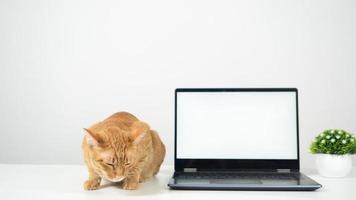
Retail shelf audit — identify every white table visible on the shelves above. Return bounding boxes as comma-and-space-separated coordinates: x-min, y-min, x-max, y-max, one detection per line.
0, 164, 355, 200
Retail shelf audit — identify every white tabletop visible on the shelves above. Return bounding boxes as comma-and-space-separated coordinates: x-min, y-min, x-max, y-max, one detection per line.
0, 164, 355, 200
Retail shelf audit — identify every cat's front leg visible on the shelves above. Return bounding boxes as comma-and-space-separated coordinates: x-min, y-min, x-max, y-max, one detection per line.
123, 173, 140, 190
84, 169, 102, 190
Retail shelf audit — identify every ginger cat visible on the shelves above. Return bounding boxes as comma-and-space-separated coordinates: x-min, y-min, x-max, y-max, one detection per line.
82, 112, 166, 190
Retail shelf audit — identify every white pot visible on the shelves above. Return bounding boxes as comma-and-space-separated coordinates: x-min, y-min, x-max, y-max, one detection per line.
315, 154, 352, 178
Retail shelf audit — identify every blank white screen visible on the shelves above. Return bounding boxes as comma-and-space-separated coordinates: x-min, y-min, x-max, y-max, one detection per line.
177, 91, 298, 159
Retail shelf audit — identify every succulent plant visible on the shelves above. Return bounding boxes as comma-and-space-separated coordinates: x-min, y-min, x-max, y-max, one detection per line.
310, 129, 356, 155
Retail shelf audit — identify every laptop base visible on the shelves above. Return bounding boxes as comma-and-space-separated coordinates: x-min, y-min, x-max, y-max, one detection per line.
168, 171, 321, 191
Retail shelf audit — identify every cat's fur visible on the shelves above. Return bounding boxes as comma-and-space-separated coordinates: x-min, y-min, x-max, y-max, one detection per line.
82, 112, 165, 190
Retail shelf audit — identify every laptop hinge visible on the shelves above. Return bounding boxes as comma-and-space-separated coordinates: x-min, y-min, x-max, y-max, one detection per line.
277, 169, 291, 173
184, 168, 197, 172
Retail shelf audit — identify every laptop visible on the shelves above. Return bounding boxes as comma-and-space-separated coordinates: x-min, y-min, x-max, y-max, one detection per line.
168, 88, 321, 191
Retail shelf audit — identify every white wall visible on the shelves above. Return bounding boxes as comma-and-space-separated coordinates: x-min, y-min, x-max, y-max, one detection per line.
0, 0, 355, 168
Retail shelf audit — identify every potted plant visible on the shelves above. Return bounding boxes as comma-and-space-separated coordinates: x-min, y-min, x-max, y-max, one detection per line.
310, 129, 356, 177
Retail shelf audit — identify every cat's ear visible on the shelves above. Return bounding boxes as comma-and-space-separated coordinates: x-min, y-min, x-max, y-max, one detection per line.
83, 128, 102, 147
130, 121, 150, 145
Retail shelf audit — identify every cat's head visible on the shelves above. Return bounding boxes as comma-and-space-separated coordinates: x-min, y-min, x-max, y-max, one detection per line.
83, 121, 149, 182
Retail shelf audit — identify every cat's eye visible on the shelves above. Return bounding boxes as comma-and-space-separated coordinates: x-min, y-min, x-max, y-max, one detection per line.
96, 160, 114, 167
105, 163, 114, 166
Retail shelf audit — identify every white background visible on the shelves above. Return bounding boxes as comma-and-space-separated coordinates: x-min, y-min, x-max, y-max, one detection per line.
0, 0, 355, 167
177, 92, 298, 159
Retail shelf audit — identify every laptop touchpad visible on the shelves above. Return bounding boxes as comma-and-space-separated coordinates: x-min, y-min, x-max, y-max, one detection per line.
210, 179, 261, 184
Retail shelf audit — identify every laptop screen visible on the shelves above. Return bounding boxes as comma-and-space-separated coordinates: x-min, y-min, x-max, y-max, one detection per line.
176, 90, 298, 160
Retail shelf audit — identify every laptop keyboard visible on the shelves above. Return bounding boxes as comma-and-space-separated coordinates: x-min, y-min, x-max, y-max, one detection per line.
176, 172, 300, 180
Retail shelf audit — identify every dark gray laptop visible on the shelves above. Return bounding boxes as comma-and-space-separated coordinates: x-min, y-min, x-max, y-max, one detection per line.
168, 88, 321, 191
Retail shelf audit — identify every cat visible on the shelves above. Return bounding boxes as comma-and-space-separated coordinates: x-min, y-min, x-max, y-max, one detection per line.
82, 112, 166, 190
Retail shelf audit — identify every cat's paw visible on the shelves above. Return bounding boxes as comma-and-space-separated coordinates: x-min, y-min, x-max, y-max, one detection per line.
139, 176, 150, 183
84, 179, 101, 190
122, 180, 139, 190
